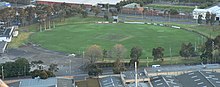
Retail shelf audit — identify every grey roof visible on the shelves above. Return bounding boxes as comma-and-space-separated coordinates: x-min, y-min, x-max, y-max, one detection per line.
199, 71, 220, 87
151, 71, 220, 87
163, 75, 183, 87
8, 81, 20, 87
150, 75, 169, 87
0, 27, 13, 37
122, 70, 147, 80
127, 82, 150, 87
100, 76, 124, 87
176, 71, 214, 87
19, 78, 57, 87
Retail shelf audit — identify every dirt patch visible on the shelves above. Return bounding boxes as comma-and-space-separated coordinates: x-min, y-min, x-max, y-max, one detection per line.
1, 44, 86, 76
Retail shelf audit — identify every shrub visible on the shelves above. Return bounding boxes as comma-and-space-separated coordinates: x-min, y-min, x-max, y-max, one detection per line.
169, 9, 179, 15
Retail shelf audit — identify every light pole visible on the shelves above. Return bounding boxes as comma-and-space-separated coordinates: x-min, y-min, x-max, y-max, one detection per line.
68, 54, 75, 75
1, 66, 4, 80
135, 62, 138, 87
146, 57, 149, 67
69, 59, 71, 75
82, 51, 84, 65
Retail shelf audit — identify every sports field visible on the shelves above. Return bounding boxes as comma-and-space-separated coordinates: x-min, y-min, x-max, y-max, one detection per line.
30, 17, 202, 58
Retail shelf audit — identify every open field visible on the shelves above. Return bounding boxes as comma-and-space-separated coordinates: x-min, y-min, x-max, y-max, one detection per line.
163, 23, 220, 39
30, 17, 201, 58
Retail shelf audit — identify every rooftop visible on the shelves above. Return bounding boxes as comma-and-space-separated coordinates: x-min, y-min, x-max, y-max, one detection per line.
151, 71, 220, 87
121, 70, 148, 80
36, 0, 123, 5
8, 77, 75, 87
100, 76, 124, 87
19, 78, 57, 87
0, 26, 14, 37
127, 82, 150, 87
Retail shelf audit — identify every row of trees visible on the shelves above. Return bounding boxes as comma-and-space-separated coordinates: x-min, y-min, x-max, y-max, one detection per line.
198, 12, 217, 25
0, 58, 30, 78
0, 3, 88, 30
84, 44, 166, 75
30, 60, 58, 79
0, 58, 58, 79
200, 35, 220, 64
179, 35, 220, 64
85, 44, 167, 64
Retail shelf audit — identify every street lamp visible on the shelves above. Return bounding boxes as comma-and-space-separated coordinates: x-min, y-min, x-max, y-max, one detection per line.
68, 54, 75, 75
16, 11, 19, 26
1, 66, 4, 80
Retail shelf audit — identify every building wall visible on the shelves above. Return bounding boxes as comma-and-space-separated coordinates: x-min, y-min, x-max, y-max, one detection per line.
0, 37, 12, 42
121, 7, 144, 15
36, 1, 92, 9
57, 78, 75, 87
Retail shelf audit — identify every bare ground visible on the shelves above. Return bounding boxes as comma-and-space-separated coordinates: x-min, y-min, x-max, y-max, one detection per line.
0, 44, 86, 76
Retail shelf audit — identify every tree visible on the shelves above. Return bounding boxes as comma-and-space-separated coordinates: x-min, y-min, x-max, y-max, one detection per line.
210, 13, 216, 25
205, 11, 211, 24
15, 58, 30, 76
45, 70, 55, 77
104, 11, 111, 21
198, 15, 203, 24
130, 46, 143, 59
81, 10, 88, 18
103, 49, 108, 61
31, 60, 44, 70
214, 35, 220, 48
200, 38, 214, 63
87, 64, 102, 76
39, 70, 48, 79
48, 63, 59, 72
0, 58, 30, 78
30, 70, 55, 79
91, 6, 101, 17
85, 45, 102, 63
152, 47, 165, 61
25, 7, 36, 25
169, 9, 179, 15
17, 8, 28, 26
179, 43, 195, 59
113, 58, 126, 74
112, 44, 127, 59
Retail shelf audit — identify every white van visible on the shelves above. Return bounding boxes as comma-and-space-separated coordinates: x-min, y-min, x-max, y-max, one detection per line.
152, 65, 160, 68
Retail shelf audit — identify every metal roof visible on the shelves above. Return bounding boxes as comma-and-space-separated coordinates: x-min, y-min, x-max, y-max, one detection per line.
122, 71, 147, 80
151, 75, 170, 87
36, 0, 123, 5
19, 78, 57, 87
151, 71, 220, 87
100, 76, 124, 87
176, 71, 213, 87
127, 82, 150, 87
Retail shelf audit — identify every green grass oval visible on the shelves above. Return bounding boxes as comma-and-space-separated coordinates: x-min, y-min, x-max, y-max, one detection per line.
30, 22, 202, 58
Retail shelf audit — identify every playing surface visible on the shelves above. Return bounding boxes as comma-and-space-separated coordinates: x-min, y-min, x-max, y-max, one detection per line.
30, 17, 202, 58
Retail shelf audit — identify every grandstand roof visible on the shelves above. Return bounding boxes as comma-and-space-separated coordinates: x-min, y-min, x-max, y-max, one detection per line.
36, 0, 122, 5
